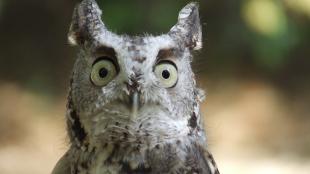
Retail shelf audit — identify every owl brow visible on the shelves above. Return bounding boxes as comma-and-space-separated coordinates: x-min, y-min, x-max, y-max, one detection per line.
94, 45, 116, 58
156, 48, 177, 62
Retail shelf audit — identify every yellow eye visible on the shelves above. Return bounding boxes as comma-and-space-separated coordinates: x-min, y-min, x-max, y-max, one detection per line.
91, 58, 118, 86
154, 61, 178, 88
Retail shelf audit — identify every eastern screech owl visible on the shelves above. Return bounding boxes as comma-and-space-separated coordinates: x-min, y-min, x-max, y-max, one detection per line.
52, 0, 219, 173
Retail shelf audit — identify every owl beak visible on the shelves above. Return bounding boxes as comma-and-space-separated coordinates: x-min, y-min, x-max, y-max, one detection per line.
125, 77, 142, 119
130, 92, 140, 119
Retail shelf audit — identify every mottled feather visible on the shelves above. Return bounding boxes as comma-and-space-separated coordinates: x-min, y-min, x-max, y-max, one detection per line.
52, 0, 220, 173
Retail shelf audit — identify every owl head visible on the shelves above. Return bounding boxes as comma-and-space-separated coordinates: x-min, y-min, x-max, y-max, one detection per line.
67, 0, 204, 146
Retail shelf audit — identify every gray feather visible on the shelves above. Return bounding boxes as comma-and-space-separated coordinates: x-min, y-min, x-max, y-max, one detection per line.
52, 0, 219, 173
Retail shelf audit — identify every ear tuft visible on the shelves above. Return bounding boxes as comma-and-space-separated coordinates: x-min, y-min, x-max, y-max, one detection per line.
169, 2, 202, 50
68, 0, 106, 47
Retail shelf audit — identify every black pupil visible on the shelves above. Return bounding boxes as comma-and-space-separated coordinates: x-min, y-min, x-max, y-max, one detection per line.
99, 68, 108, 78
162, 70, 170, 79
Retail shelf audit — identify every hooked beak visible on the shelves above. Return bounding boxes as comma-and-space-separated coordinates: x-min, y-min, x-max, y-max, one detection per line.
125, 75, 142, 119
130, 92, 140, 119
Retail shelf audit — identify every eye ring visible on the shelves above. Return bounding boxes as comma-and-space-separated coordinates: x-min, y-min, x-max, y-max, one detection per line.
90, 57, 119, 86
92, 56, 119, 71
154, 60, 178, 88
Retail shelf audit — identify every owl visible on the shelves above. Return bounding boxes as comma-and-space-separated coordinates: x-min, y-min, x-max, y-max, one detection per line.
52, 0, 219, 173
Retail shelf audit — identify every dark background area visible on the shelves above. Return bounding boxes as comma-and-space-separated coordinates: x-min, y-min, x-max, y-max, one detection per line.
0, 0, 309, 173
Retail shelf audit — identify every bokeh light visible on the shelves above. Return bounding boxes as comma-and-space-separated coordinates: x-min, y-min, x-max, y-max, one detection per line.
285, 0, 310, 18
242, 0, 287, 37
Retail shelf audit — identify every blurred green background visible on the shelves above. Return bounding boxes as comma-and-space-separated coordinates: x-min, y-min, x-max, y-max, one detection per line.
0, 0, 310, 173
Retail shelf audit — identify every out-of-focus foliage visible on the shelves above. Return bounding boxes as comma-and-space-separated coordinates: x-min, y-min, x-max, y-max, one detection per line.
0, 0, 309, 95
242, 0, 292, 69
285, 0, 310, 17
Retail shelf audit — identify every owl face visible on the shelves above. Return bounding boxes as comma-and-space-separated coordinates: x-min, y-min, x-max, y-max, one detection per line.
68, 0, 202, 143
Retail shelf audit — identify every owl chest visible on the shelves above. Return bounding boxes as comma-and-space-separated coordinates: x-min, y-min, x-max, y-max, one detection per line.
73, 140, 212, 174
72, 141, 194, 174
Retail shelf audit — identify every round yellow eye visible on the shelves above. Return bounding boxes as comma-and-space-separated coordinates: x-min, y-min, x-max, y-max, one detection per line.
91, 59, 117, 86
154, 61, 178, 88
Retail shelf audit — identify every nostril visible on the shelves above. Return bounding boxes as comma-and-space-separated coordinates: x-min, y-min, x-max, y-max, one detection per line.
125, 76, 140, 93
125, 82, 139, 93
